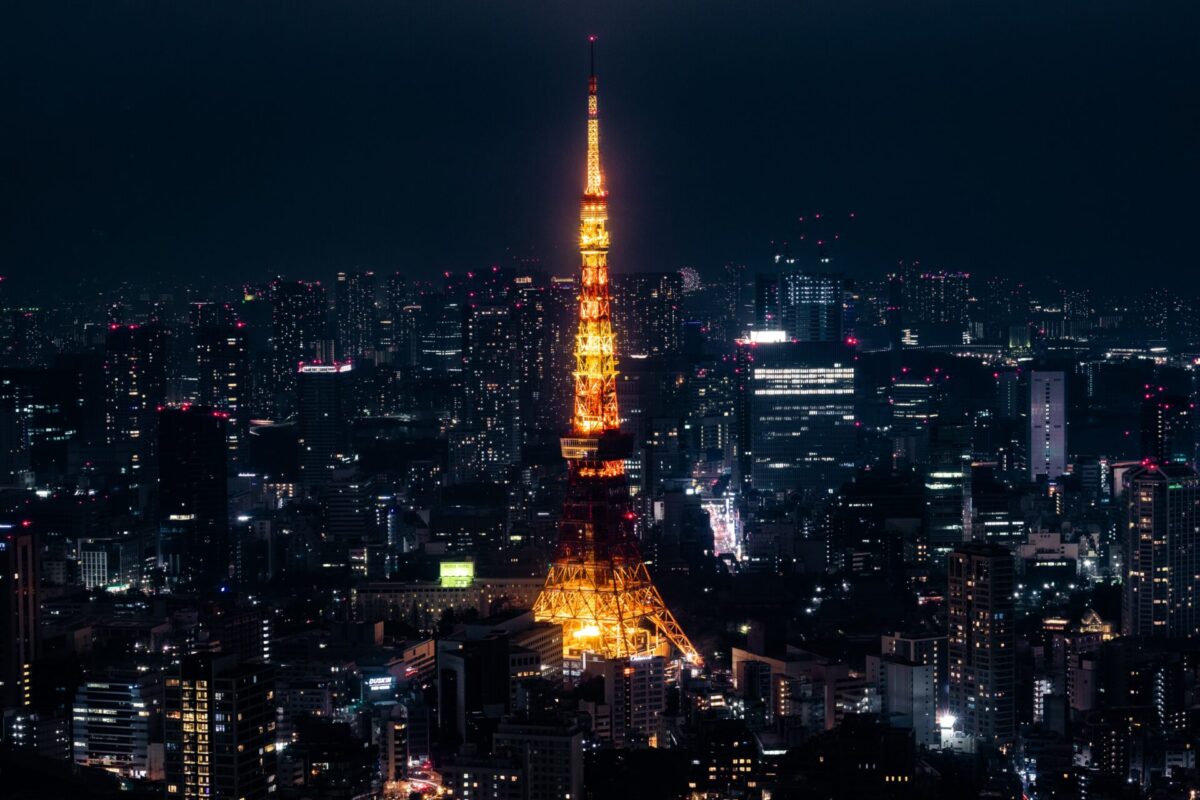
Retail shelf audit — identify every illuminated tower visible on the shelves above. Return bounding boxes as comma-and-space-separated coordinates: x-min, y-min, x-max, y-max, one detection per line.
533, 40, 699, 665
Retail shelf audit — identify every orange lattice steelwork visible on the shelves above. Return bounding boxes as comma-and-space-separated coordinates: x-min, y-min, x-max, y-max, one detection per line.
532, 40, 700, 665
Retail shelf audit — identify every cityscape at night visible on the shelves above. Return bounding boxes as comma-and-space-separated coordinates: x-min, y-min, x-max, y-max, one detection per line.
1, 3, 1199, 799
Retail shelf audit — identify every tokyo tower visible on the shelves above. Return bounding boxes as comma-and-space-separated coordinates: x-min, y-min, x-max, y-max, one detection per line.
532, 39, 700, 666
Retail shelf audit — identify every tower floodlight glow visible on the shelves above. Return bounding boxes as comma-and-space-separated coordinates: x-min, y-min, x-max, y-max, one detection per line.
532, 41, 700, 666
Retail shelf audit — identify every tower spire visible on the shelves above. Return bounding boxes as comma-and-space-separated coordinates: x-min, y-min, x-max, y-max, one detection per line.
585, 37, 604, 200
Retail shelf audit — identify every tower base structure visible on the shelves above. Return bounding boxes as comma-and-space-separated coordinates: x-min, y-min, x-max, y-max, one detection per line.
532, 435, 700, 669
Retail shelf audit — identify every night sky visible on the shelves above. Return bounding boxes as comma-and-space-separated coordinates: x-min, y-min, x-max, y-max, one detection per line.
2, 1, 1197, 289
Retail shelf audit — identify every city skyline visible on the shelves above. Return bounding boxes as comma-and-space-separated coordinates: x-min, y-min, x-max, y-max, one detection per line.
2, 8, 1198, 800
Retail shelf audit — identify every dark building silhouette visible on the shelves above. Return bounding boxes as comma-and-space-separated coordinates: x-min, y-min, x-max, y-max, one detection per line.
0, 526, 39, 709
297, 362, 354, 494
158, 405, 230, 588
1140, 388, 1194, 465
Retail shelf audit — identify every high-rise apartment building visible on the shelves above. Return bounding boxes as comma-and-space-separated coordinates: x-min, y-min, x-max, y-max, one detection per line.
104, 322, 168, 482
611, 272, 683, 357
193, 306, 248, 463
1122, 462, 1200, 638
164, 654, 276, 800
460, 303, 520, 481
899, 266, 970, 327
335, 270, 377, 361
270, 280, 327, 414
1029, 370, 1067, 481
948, 543, 1015, 748
0, 526, 38, 709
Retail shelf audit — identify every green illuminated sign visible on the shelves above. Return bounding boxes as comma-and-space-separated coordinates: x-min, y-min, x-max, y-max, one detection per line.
439, 561, 474, 588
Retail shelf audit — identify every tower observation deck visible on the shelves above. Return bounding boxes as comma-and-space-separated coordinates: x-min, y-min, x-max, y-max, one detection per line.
532, 40, 700, 665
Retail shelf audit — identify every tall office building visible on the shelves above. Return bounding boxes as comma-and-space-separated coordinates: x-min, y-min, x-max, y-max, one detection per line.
948, 543, 1015, 748
1029, 370, 1067, 481
1121, 463, 1200, 638
1140, 388, 1194, 465
417, 293, 464, 376
335, 270, 377, 361
925, 422, 973, 555
72, 670, 161, 778
611, 272, 683, 357
778, 271, 844, 343
900, 266, 970, 327
735, 337, 856, 497
297, 362, 354, 494
459, 303, 520, 481
0, 526, 38, 709
104, 322, 168, 480
385, 274, 420, 368
269, 280, 327, 413
164, 654, 276, 800
158, 405, 230, 588
194, 308, 248, 464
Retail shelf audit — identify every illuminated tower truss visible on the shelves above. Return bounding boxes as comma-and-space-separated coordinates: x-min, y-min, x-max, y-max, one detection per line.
533, 40, 700, 665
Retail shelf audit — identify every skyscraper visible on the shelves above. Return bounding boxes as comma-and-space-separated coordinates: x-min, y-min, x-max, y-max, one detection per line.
1121, 462, 1200, 639
0, 526, 38, 709
900, 265, 970, 327
948, 543, 1015, 748
270, 279, 327, 414
1140, 388, 1194, 465
104, 322, 168, 482
778, 271, 845, 343
925, 422, 973, 556
193, 305, 249, 464
532, 41, 698, 666
158, 405, 230, 588
734, 337, 856, 498
297, 362, 354, 494
459, 303, 520, 481
164, 654, 276, 800
1029, 370, 1067, 481
610, 272, 683, 357
335, 270, 377, 361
